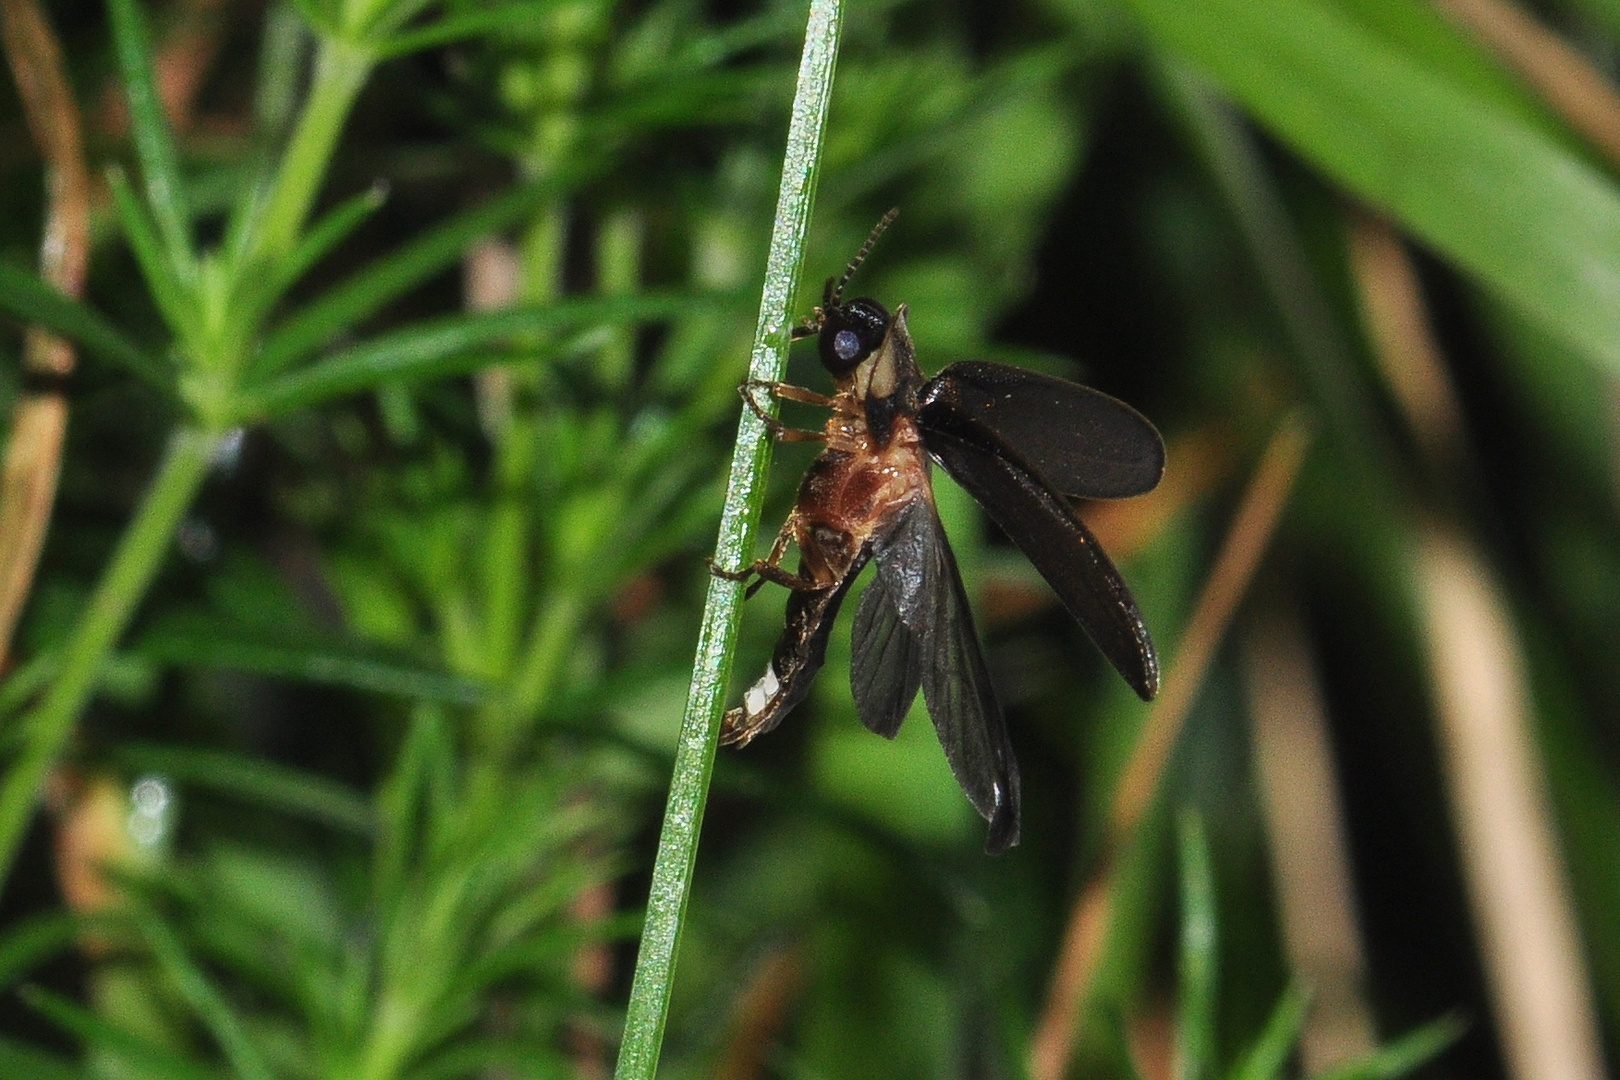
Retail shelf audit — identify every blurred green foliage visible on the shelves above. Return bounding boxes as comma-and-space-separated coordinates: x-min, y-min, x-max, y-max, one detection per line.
0, 0, 1615, 1076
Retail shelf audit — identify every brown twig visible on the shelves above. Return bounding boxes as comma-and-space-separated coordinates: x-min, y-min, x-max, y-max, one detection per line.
1344, 209, 1466, 464
0, 0, 91, 671
1027, 415, 1310, 1080
1109, 416, 1310, 842
1242, 599, 1375, 1073
1347, 180, 1605, 1080
1414, 525, 1604, 1080
714, 946, 806, 1080
1028, 866, 1116, 1080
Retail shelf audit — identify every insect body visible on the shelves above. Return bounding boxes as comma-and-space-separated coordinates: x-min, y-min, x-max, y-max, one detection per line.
719, 214, 1163, 854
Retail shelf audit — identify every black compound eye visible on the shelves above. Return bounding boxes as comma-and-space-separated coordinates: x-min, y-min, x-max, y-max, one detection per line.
818, 297, 890, 375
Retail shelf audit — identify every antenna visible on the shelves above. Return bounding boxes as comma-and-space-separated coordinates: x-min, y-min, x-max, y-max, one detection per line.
792, 208, 901, 339
828, 207, 899, 309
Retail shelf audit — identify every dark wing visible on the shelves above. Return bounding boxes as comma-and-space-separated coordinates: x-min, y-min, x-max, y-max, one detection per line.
917, 400, 1160, 701
857, 498, 1021, 853
920, 362, 1164, 499
851, 553, 924, 739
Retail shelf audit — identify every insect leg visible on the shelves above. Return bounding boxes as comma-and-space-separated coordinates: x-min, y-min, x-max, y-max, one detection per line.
723, 553, 867, 746
707, 511, 829, 595
738, 383, 827, 443
747, 379, 840, 410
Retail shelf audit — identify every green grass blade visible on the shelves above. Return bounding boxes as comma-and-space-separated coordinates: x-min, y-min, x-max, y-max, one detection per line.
611, 0, 842, 1076
374, 0, 568, 59
105, 0, 194, 272
1312, 1015, 1466, 1080
1125, 0, 1620, 376
404, 1039, 576, 1080
107, 168, 200, 350
134, 609, 489, 707
0, 1037, 85, 1080
1178, 810, 1219, 1080
113, 743, 376, 835
0, 911, 77, 989
20, 987, 229, 1080
236, 180, 389, 324
285, 0, 335, 36
1330, 0, 1575, 142
249, 178, 569, 379
244, 293, 696, 416
0, 261, 169, 391
1228, 985, 1309, 1080
136, 912, 276, 1080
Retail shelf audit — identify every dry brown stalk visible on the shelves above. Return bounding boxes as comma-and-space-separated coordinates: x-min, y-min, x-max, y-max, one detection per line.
0, 0, 91, 670
1027, 415, 1310, 1080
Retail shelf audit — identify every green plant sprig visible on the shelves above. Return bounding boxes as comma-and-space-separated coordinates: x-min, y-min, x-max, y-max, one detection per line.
611, 0, 843, 1076
0, 0, 518, 887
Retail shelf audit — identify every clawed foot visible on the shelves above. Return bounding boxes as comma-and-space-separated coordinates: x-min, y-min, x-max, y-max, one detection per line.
706, 555, 832, 598
706, 556, 754, 583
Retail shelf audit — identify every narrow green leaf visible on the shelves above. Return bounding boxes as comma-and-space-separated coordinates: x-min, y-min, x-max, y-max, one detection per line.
0, 652, 52, 722
374, 704, 450, 905
105, 0, 194, 269
453, 912, 641, 995
107, 169, 200, 350
1101, 1004, 1150, 1080
1229, 985, 1310, 1080
244, 293, 696, 417
1177, 810, 1219, 1080
258, 181, 388, 308
672, 3, 812, 69
1312, 1015, 1466, 1080
249, 178, 570, 379
1126, 0, 1620, 375
0, 261, 170, 392
227, 180, 389, 329
594, 69, 787, 131
136, 913, 276, 1080
1331, 0, 1576, 144
374, 0, 568, 58
612, 0, 842, 1076
135, 610, 488, 706
0, 911, 76, 990
405, 1039, 575, 1080
20, 987, 229, 1080
0, 1037, 85, 1080
285, 0, 336, 35
113, 743, 375, 835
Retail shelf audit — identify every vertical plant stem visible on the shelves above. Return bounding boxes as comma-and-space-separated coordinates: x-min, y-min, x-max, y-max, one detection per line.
253, 36, 372, 262
0, 428, 220, 887
611, 0, 842, 1075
